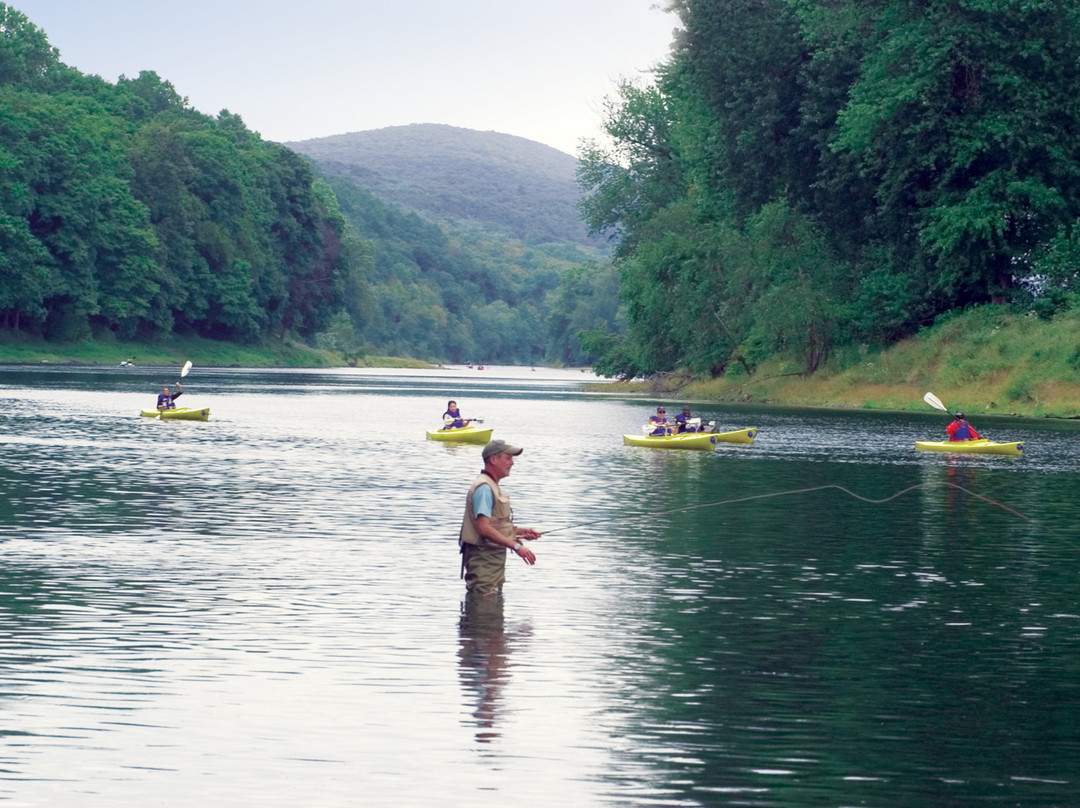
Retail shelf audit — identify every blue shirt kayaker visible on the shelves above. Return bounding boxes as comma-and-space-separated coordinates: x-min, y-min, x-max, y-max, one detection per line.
649, 407, 670, 436
157, 382, 183, 411
443, 399, 472, 430
674, 406, 695, 433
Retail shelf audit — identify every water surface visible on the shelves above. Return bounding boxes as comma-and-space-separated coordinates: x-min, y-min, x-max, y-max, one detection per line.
1, 364, 1078, 806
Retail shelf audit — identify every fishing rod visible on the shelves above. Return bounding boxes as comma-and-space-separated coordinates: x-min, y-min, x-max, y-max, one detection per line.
539, 481, 1027, 536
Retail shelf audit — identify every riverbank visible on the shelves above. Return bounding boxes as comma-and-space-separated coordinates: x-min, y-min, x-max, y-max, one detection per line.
591, 306, 1080, 419
0, 333, 433, 370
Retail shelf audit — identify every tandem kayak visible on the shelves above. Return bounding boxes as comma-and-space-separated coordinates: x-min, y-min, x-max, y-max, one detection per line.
426, 426, 493, 444
915, 439, 1023, 457
140, 407, 210, 422
623, 428, 757, 450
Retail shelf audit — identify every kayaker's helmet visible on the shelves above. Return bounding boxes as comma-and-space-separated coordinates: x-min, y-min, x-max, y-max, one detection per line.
955, 412, 965, 420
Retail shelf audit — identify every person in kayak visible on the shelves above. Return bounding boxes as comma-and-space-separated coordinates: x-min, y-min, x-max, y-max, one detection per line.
443, 400, 473, 430
156, 381, 183, 411
674, 405, 696, 433
459, 439, 541, 597
946, 412, 983, 442
649, 407, 671, 436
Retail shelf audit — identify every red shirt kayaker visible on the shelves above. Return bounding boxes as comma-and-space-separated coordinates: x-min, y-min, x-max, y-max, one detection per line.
946, 413, 982, 442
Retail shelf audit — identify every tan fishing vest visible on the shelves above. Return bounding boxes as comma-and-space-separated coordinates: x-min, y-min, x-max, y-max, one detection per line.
460, 472, 516, 548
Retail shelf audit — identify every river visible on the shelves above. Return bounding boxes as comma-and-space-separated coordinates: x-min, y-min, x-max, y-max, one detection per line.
1, 364, 1078, 807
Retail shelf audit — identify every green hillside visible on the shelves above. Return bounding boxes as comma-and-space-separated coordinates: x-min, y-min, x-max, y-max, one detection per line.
0, 8, 621, 367
286, 124, 605, 249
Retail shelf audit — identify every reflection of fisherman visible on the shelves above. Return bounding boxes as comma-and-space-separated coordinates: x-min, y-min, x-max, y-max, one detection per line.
458, 597, 532, 744
459, 439, 540, 597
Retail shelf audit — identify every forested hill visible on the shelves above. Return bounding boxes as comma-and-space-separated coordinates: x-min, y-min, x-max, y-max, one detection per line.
0, 7, 622, 366
285, 124, 601, 248
576, 0, 1080, 383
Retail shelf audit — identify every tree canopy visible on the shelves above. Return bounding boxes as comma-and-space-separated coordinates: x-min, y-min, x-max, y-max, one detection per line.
579, 0, 1080, 378
0, 6, 612, 364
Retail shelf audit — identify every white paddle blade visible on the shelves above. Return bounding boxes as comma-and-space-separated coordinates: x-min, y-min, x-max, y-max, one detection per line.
923, 392, 947, 411
181, 360, 193, 378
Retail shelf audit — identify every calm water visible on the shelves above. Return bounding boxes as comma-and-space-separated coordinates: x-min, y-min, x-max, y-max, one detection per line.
1, 364, 1079, 807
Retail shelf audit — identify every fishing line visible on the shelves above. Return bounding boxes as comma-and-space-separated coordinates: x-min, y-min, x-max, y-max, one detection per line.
539, 481, 1027, 536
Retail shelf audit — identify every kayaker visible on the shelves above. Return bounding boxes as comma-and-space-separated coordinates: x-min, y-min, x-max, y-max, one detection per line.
459, 439, 541, 598
443, 400, 473, 430
156, 381, 183, 411
946, 412, 983, 442
674, 405, 695, 433
649, 406, 671, 436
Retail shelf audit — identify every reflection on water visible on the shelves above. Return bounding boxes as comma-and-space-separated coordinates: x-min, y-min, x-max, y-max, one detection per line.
1, 365, 1080, 806
458, 596, 532, 745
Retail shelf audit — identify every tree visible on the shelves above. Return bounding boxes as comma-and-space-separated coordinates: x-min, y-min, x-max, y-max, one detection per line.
0, 5, 60, 88
833, 0, 1080, 307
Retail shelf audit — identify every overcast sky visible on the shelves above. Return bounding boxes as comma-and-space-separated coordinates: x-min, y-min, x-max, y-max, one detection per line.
13, 0, 678, 155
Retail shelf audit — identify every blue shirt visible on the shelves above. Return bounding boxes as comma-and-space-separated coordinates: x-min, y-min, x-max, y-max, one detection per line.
472, 483, 494, 518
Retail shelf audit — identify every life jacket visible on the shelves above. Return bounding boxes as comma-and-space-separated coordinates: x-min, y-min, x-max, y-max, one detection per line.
444, 410, 464, 428
460, 472, 515, 548
948, 420, 978, 441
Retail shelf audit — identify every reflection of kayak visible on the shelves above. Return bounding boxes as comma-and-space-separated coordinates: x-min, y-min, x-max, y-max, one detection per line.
426, 426, 492, 444
141, 407, 211, 422
915, 439, 1023, 456
623, 428, 757, 450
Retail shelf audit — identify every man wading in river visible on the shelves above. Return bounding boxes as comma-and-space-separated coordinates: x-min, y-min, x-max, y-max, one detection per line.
459, 439, 541, 597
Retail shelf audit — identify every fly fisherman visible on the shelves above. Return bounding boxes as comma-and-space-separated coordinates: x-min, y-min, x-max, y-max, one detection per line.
458, 440, 541, 597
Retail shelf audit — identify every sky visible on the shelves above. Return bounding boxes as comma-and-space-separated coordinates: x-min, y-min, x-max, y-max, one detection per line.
12, 0, 679, 155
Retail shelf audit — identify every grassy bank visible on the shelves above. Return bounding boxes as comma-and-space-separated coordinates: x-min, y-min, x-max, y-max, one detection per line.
0, 332, 432, 370
593, 306, 1080, 418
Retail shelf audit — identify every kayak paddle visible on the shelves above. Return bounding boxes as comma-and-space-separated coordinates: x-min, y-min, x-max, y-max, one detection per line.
923, 392, 948, 412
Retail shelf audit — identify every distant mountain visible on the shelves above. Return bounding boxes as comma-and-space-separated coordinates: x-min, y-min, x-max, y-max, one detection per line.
285, 124, 603, 248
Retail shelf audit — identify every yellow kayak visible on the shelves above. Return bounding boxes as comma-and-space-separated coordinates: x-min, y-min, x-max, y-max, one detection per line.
712, 427, 758, 445
623, 428, 757, 450
426, 426, 492, 444
141, 407, 210, 422
915, 439, 1023, 456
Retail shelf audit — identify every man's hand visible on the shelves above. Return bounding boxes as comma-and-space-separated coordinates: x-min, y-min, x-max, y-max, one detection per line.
514, 543, 536, 565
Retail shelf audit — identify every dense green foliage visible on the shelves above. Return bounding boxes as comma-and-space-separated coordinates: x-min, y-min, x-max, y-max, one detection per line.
325, 176, 606, 363
0, 5, 363, 345
0, 8, 619, 365
579, 0, 1080, 379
